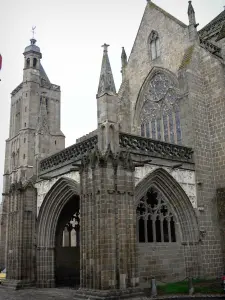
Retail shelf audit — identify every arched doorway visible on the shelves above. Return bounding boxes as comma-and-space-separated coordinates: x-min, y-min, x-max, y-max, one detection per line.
55, 195, 80, 287
36, 177, 80, 288
135, 168, 200, 283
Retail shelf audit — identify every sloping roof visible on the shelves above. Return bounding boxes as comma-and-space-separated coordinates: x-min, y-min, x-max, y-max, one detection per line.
199, 10, 225, 41
40, 64, 50, 83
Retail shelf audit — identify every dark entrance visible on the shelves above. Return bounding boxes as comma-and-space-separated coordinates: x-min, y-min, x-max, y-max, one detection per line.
55, 195, 80, 287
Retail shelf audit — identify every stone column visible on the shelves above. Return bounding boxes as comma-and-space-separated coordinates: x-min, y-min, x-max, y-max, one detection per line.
78, 149, 142, 299
3, 181, 37, 289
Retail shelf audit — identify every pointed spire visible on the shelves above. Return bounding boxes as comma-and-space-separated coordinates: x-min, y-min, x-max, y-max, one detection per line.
97, 44, 116, 98
188, 1, 196, 25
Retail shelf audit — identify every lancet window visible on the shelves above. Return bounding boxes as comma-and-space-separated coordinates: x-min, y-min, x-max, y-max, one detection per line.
140, 73, 182, 145
149, 30, 160, 60
137, 187, 176, 243
62, 211, 80, 247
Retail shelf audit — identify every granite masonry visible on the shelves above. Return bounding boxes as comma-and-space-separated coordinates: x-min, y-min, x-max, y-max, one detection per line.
0, 1, 225, 299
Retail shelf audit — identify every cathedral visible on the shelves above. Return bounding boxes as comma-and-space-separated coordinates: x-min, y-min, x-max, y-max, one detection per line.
0, 0, 225, 297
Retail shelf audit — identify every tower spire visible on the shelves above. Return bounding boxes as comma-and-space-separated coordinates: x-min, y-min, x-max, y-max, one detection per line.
97, 44, 116, 98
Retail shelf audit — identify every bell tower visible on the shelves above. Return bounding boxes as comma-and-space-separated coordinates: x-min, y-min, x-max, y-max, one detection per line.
0, 34, 65, 287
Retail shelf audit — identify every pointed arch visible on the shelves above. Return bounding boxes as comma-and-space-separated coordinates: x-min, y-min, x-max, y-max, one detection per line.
37, 177, 80, 287
135, 168, 199, 242
134, 67, 179, 127
133, 67, 182, 144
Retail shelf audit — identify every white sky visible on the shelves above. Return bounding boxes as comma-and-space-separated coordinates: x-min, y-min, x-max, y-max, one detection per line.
0, 0, 224, 197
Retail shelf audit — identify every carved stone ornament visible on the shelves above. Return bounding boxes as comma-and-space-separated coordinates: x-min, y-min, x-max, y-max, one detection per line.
80, 144, 135, 172
119, 132, 193, 162
39, 135, 98, 173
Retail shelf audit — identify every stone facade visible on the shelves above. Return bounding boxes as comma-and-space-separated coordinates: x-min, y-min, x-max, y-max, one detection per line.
0, 0, 225, 296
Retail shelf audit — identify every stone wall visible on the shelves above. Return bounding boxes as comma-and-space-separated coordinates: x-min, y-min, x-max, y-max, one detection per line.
185, 44, 224, 276
122, 2, 190, 133
138, 243, 185, 286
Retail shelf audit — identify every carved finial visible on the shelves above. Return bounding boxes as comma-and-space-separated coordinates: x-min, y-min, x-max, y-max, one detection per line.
121, 47, 127, 62
121, 47, 127, 78
188, 1, 195, 16
188, 1, 197, 26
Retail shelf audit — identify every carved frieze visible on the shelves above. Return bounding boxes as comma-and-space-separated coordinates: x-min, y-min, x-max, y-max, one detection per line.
39, 135, 98, 174
119, 132, 193, 162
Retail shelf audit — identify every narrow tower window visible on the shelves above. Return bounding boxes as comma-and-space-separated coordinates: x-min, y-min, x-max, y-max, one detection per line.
149, 30, 160, 60
33, 58, 37, 68
26, 58, 30, 68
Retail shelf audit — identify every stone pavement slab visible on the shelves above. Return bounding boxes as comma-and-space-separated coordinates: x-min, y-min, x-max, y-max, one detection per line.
0, 288, 224, 300
0, 288, 78, 300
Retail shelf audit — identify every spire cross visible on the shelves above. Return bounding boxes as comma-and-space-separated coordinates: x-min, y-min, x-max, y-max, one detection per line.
31, 26, 36, 39
102, 43, 110, 52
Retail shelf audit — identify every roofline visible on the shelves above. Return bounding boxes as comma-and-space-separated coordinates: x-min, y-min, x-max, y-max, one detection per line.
199, 10, 225, 34
126, 1, 187, 66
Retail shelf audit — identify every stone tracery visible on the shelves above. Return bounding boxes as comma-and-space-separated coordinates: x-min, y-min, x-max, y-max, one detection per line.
137, 187, 176, 243
140, 72, 182, 144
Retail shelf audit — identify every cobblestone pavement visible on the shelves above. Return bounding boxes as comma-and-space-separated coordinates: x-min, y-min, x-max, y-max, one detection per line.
0, 288, 224, 300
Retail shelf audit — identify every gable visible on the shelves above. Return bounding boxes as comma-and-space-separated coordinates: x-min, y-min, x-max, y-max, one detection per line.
123, 2, 190, 132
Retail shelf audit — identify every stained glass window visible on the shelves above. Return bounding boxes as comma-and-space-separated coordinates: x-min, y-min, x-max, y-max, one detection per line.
140, 72, 182, 145
141, 123, 145, 137
175, 110, 182, 145
163, 114, 168, 142
169, 111, 174, 144
157, 119, 161, 140
151, 120, 156, 139
146, 122, 150, 138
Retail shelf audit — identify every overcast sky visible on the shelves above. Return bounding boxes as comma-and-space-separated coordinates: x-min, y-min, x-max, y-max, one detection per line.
0, 0, 223, 197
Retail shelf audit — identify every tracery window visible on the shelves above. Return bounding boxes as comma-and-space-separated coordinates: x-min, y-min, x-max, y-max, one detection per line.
149, 31, 160, 60
137, 187, 176, 243
62, 211, 80, 247
140, 72, 182, 145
